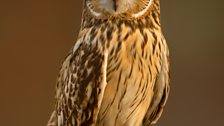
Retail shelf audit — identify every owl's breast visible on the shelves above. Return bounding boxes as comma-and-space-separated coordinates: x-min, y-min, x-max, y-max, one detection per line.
97, 28, 159, 126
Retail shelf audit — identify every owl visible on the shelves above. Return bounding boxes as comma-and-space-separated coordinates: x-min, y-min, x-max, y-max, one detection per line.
47, 0, 170, 126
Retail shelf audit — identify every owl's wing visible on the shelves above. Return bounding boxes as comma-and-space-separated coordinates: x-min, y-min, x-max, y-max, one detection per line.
143, 42, 170, 126
55, 41, 108, 126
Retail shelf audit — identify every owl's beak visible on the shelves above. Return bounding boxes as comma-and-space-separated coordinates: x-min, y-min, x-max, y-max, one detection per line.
113, 0, 117, 11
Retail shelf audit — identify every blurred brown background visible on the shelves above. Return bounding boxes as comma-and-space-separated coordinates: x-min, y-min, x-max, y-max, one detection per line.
1, 0, 224, 126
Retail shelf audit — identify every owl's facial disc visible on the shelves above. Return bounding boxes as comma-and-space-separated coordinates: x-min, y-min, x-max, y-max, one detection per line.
86, 0, 154, 18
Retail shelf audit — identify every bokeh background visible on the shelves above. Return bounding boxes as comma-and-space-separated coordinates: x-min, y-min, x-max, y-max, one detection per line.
1, 0, 224, 126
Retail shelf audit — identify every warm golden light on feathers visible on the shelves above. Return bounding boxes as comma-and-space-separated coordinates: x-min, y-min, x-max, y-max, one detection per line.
47, 0, 170, 126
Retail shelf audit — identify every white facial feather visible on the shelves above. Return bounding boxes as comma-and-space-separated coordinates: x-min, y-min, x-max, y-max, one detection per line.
87, 1, 102, 17
132, 0, 153, 18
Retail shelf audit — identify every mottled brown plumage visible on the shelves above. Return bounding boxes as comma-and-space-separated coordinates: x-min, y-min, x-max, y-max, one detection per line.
47, 0, 170, 126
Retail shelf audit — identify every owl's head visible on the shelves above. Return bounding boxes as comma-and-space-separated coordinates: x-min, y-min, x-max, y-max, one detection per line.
84, 0, 158, 19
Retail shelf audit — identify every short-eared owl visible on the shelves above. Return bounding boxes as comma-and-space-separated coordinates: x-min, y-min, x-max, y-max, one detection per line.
47, 0, 170, 126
